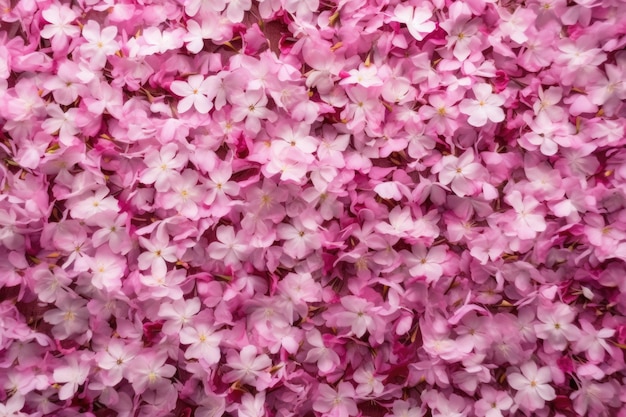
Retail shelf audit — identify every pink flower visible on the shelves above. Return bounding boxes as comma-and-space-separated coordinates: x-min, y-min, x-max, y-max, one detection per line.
183, 16, 229, 52
353, 363, 385, 396
571, 381, 616, 416
204, 162, 240, 207
434, 150, 485, 197
534, 302, 580, 352
53, 353, 92, 400
508, 361, 556, 411
86, 247, 125, 291
459, 84, 505, 127
139, 27, 185, 55
91, 212, 132, 255
40, 3, 80, 51
387, 400, 425, 417
313, 382, 358, 417
127, 351, 176, 394
208, 226, 250, 266
140, 143, 188, 192
170, 74, 220, 114
158, 297, 201, 335
440, 16, 481, 61
340, 64, 384, 88
159, 170, 203, 218
43, 294, 90, 340
80, 21, 119, 68
29, 265, 72, 303
179, 323, 223, 364
96, 339, 140, 386
230, 88, 276, 134
225, 0, 251, 22
238, 392, 266, 417
573, 319, 615, 362
41, 104, 79, 146
276, 219, 321, 259
331, 295, 379, 339
43, 61, 85, 105
503, 190, 547, 240
533, 86, 565, 121
223, 345, 272, 389
404, 244, 447, 284
0, 395, 25, 416
474, 387, 513, 417
303, 329, 341, 373
391, 4, 436, 41
138, 232, 178, 276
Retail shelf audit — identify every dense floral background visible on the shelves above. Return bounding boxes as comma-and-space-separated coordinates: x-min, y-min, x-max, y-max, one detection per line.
1, 0, 626, 415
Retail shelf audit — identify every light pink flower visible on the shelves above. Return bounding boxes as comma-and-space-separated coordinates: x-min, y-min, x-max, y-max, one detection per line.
391, 4, 436, 41
40, 3, 80, 51
404, 244, 447, 284
180, 323, 223, 364
313, 382, 358, 417
53, 353, 92, 400
208, 226, 250, 266
231, 88, 276, 134
171, 74, 220, 114
80, 21, 119, 68
223, 345, 272, 388
435, 150, 485, 197
158, 297, 201, 335
459, 84, 505, 127
127, 351, 176, 394
474, 387, 513, 417
534, 302, 580, 351
508, 361, 556, 411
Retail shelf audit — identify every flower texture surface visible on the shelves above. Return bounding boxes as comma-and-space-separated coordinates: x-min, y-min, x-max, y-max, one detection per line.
0, 0, 625, 416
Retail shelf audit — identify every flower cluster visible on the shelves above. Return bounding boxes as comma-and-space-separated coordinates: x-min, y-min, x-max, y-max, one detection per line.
1, 0, 626, 416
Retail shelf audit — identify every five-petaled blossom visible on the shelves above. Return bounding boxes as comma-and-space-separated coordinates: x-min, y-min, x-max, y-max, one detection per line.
507, 361, 556, 411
